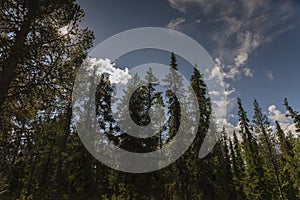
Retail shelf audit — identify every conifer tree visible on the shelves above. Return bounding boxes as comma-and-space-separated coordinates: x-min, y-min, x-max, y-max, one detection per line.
284, 98, 300, 132
275, 121, 298, 199
186, 66, 212, 200
237, 98, 270, 199
0, 1, 93, 198
230, 131, 246, 200
283, 98, 300, 198
163, 52, 185, 140
253, 99, 284, 199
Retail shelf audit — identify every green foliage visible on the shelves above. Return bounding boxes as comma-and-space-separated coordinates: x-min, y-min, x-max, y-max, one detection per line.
0, 5, 299, 198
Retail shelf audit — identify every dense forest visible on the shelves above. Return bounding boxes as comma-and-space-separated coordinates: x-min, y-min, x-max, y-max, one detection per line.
0, 1, 299, 199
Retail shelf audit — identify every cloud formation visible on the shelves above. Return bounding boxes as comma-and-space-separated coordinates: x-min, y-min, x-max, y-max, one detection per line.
266, 70, 274, 81
167, 17, 186, 30
208, 58, 236, 130
167, 0, 296, 80
167, 0, 297, 131
244, 67, 253, 77
86, 57, 132, 85
268, 104, 296, 133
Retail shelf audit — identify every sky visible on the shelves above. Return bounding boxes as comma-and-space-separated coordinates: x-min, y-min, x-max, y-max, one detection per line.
77, 0, 300, 133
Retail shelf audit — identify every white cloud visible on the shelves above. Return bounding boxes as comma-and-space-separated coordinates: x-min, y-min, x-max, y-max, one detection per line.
208, 58, 230, 85
85, 57, 132, 85
268, 104, 296, 133
223, 88, 236, 96
209, 90, 220, 96
244, 67, 253, 77
208, 62, 223, 80
167, 0, 295, 80
212, 95, 237, 133
266, 70, 274, 81
234, 51, 248, 67
213, 98, 229, 125
208, 58, 236, 117
225, 67, 240, 80
186, 0, 290, 132
166, 17, 186, 30
223, 119, 239, 138
209, 57, 253, 81
168, 0, 204, 13
268, 105, 288, 122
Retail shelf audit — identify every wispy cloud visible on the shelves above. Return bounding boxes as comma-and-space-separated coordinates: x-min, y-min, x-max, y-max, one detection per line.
268, 105, 296, 133
244, 67, 253, 77
168, 0, 200, 13
266, 70, 274, 81
167, 0, 297, 80
167, 0, 297, 127
166, 17, 186, 30
167, 0, 299, 133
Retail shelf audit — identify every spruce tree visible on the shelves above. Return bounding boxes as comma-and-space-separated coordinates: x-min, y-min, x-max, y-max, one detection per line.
275, 121, 298, 199
284, 98, 300, 132
237, 98, 270, 199
253, 99, 285, 199
230, 131, 246, 200
186, 66, 212, 200
163, 52, 185, 140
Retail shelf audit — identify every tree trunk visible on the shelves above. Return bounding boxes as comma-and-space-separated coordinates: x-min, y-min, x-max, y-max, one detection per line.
0, 10, 32, 113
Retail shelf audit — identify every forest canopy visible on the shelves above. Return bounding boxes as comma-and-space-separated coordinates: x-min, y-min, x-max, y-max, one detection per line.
0, 1, 299, 200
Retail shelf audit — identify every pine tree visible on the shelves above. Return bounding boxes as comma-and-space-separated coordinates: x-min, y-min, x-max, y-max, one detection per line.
189, 66, 211, 154
220, 128, 235, 199
163, 52, 185, 140
237, 98, 270, 199
253, 99, 285, 199
185, 66, 212, 200
151, 92, 166, 149
276, 121, 294, 158
0, 1, 93, 198
143, 67, 161, 151
275, 121, 298, 199
230, 131, 246, 200
283, 98, 300, 198
162, 53, 187, 199
0, 0, 93, 113
284, 98, 300, 132
115, 68, 165, 199
116, 73, 146, 152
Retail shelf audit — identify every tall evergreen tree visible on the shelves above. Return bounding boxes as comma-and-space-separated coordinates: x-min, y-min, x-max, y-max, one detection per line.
162, 53, 188, 199
237, 98, 270, 199
219, 128, 235, 199
275, 121, 298, 199
0, 0, 93, 113
283, 98, 300, 198
253, 99, 285, 199
163, 52, 185, 140
115, 68, 165, 199
0, 0, 93, 198
187, 66, 212, 200
230, 131, 246, 200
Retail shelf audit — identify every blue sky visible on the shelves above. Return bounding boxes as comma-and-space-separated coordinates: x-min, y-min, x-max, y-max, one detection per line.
77, 0, 300, 133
